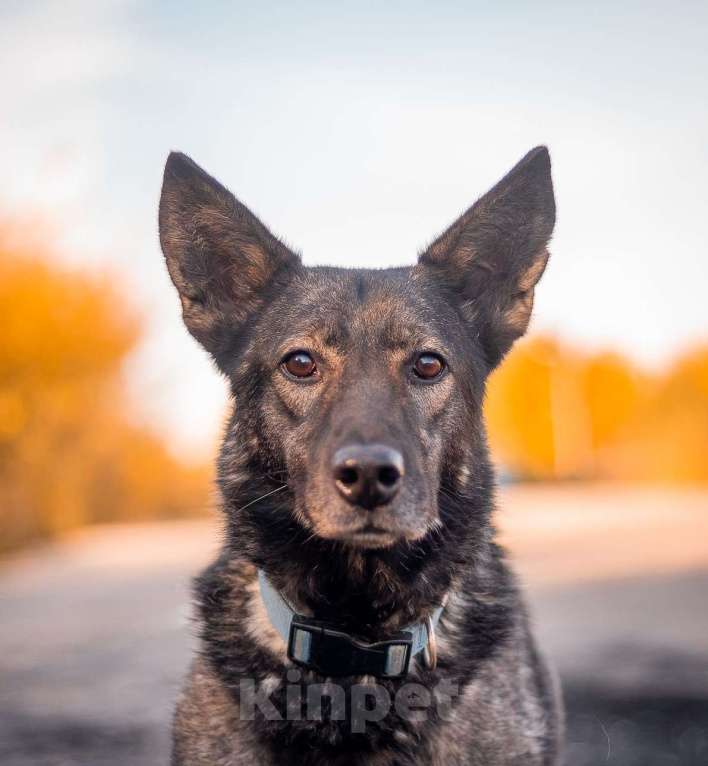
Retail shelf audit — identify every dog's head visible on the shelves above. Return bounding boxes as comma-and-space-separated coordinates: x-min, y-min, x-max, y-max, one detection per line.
159, 148, 554, 550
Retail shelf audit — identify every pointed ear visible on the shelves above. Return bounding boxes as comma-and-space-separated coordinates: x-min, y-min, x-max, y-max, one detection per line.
417, 146, 555, 368
159, 152, 301, 370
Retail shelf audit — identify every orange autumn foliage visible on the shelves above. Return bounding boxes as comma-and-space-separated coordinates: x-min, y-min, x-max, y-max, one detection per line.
602, 347, 708, 483
484, 337, 560, 479
486, 336, 708, 483
0, 225, 211, 553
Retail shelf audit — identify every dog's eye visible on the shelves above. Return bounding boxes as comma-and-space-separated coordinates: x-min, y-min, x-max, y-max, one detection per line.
413, 353, 445, 380
282, 351, 317, 379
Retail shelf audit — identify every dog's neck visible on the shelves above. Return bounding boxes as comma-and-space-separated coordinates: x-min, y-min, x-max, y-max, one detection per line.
266, 543, 452, 637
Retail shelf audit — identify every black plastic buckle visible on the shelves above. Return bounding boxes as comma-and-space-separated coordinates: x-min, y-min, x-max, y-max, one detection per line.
287, 616, 412, 679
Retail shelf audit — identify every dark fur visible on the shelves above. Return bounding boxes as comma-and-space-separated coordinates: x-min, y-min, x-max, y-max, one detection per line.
159, 146, 563, 765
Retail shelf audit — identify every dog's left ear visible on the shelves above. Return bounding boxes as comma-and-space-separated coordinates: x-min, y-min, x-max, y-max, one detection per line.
417, 146, 555, 368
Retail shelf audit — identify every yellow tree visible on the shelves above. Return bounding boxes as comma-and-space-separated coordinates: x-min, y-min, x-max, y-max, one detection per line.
607, 346, 708, 482
485, 336, 594, 480
0, 224, 210, 552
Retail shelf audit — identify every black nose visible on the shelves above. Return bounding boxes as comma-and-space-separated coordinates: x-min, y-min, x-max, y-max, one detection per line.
332, 444, 404, 510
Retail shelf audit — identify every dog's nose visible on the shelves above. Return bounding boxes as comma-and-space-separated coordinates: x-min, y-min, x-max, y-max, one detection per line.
332, 444, 404, 510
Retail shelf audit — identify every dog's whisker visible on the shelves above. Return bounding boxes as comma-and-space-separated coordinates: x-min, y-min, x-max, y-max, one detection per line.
234, 484, 288, 513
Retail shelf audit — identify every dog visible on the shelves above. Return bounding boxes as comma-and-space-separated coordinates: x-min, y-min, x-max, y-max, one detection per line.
159, 145, 562, 765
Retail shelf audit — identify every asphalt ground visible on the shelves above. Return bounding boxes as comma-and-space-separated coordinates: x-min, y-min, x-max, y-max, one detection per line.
2, 485, 707, 765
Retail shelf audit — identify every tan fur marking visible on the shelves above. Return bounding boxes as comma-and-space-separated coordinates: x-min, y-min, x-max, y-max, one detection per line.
244, 576, 288, 659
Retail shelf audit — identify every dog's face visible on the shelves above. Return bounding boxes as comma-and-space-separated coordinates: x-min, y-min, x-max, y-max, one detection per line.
237, 266, 470, 548
159, 148, 554, 550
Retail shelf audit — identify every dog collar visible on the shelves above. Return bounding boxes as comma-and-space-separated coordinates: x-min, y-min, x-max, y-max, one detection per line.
258, 570, 444, 679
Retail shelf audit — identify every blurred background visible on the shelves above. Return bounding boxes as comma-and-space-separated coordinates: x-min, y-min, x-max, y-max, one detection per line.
1, 2, 707, 764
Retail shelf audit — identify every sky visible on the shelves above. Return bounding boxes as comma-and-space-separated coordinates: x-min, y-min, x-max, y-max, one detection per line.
1, 0, 707, 457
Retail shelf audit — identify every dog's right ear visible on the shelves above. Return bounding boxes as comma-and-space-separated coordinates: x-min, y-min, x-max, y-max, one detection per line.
159, 152, 301, 370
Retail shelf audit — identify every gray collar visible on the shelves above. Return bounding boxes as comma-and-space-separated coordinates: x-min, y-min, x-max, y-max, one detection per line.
258, 570, 445, 679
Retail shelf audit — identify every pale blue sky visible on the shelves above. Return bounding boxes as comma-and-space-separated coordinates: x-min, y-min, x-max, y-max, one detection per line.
2, 1, 707, 455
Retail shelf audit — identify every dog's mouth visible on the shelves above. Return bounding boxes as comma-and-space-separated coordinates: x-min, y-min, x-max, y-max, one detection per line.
344, 523, 397, 549
300, 492, 433, 550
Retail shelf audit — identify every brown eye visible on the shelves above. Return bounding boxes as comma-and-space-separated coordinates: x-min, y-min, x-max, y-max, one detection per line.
413, 353, 445, 380
283, 351, 317, 379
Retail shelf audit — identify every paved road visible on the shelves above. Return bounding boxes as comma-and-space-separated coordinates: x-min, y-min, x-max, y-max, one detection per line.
1, 487, 707, 765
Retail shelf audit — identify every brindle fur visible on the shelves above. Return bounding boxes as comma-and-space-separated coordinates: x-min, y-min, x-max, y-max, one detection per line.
159, 146, 563, 765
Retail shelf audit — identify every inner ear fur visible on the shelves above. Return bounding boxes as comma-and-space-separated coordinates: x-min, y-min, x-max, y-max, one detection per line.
159, 152, 301, 370
417, 145, 556, 367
